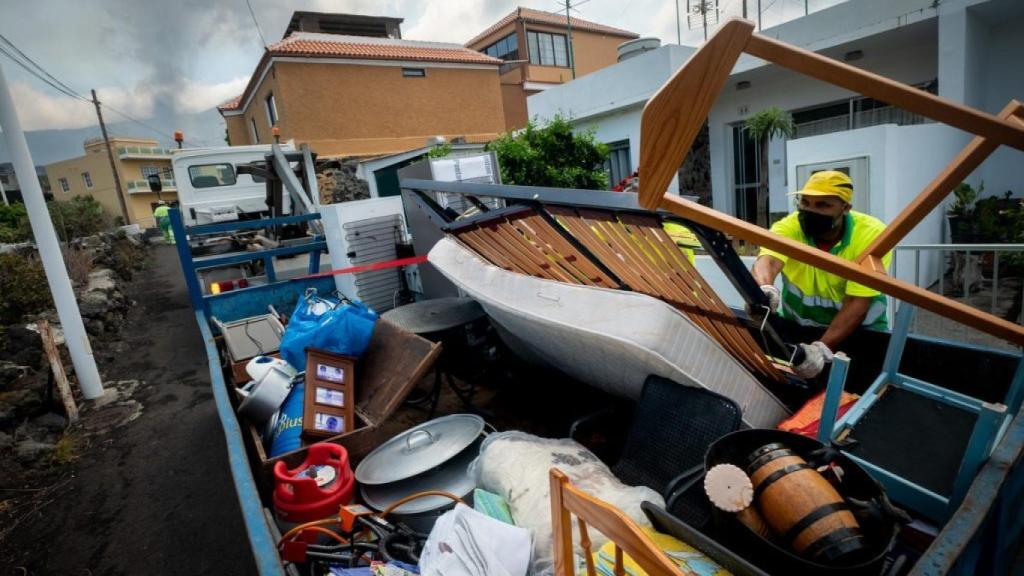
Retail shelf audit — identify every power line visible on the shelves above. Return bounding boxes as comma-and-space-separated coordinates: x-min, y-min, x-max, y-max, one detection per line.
0, 33, 207, 147
0, 34, 90, 102
244, 0, 269, 49
0, 43, 90, 103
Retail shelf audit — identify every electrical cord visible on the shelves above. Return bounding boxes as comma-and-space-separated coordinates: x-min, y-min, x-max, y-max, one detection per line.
277, 490, 466, 550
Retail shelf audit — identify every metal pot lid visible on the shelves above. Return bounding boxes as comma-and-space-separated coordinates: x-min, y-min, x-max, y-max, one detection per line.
355, 414, 485, 485
361, 439, 480, 514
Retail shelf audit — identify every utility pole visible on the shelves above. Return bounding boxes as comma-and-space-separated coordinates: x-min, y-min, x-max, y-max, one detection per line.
742, 0, 748, 19
676, 0, 682, 44
701, 0, 709, 41
0, 63, 104, 399
564, 0, 576, 79
91, 89, 130, 226
757, 0, 762, 30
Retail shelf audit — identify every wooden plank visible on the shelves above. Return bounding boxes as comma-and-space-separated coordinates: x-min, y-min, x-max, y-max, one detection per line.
493, 220, 583, 285
638, 19, 754, 209
658, 194, 1024, 346
625, 218, 784, 380
550, 469, 576, 576
456, 228, 523, 274
745, 34, 1024, 152
513, 213, 619, 287
463, 227, 540, 278
858, 101, 1024, 262
491, 221, 580, 284
38, 320, 79, 423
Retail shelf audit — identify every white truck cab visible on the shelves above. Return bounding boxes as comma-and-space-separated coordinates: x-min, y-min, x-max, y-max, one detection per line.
172, 144, 295, 226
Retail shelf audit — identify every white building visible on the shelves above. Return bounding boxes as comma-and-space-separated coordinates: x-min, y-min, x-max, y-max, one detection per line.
528, 0, 1024, 290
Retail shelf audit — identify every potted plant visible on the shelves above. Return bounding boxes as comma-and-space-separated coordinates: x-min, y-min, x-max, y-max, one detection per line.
746, 107, 795, 228
947, 180, 982, 243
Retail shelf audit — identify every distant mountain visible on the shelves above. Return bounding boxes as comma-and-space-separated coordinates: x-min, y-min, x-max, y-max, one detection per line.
0, 107, 226, 166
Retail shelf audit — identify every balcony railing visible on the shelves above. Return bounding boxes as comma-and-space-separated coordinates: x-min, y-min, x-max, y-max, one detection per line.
125, 178, 176, 193
117, 146, 176, 158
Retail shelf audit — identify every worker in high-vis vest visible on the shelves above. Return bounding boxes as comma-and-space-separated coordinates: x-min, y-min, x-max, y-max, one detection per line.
152, 201, 174, 244
662, 221, 699, 264
751, 170, 890, 379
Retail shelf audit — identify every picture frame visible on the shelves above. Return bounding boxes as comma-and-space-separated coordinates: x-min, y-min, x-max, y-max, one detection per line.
303, 348, 356, 439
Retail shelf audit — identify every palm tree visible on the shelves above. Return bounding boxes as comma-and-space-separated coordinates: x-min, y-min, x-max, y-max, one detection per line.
746, 107, 795, 227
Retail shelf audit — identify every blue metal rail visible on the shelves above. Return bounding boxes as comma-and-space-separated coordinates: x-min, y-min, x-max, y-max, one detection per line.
170, 207, 337, 574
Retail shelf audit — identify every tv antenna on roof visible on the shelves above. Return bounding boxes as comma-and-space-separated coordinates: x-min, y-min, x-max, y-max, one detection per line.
686, 0, 720, 41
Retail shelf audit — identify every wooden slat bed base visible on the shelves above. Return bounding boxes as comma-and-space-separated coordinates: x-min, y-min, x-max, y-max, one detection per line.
453, 207, 784, 384
547, 206, 783, 382
454, 210, 621, 288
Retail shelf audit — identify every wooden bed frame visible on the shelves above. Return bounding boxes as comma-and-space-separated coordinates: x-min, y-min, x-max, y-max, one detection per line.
637, 17, 1024, 347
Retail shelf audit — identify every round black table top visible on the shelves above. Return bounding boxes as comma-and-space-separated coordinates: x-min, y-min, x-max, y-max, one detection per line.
382, 297, 486, 335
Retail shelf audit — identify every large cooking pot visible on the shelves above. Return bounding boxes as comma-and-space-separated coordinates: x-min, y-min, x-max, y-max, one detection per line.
706, 429, 901, 575
356, 414, 485, 532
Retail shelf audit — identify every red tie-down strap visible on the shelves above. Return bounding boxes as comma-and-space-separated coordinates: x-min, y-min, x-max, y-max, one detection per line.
294, 255, 428, 281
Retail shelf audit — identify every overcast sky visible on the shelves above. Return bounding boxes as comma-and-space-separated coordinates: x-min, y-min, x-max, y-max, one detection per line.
0, 0, 840, 154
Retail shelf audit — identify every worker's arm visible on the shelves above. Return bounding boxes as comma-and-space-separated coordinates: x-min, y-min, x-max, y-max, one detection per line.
752, 254, 784, 287
819, 295, 872, 350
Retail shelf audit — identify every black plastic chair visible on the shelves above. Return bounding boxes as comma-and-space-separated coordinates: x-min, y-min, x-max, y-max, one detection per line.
572, 375, 743, 527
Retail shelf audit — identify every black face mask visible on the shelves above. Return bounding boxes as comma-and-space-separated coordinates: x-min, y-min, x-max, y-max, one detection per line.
798, 210, 841, 240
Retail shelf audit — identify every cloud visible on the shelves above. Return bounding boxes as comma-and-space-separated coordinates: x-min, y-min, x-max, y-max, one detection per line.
172, 76, 250, 114
404, 0, 515, 43
8, 82, 94, 131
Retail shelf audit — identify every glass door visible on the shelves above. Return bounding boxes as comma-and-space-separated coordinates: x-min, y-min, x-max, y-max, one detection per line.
732, 124, 761, 225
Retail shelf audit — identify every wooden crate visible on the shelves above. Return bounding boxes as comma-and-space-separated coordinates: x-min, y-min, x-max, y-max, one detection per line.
240, 319, 442, 496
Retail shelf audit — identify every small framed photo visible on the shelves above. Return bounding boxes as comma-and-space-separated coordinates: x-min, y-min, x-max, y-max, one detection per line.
314, 412, 345, 433
315, 386, 344, 407
303, 348, 356, 439
316, 363, 345, 383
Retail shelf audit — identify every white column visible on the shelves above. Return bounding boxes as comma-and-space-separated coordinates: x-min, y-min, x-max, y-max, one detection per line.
0, 63, 104, 399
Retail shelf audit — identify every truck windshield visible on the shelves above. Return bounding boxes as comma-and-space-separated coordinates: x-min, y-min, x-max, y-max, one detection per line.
188, 163, 237, 188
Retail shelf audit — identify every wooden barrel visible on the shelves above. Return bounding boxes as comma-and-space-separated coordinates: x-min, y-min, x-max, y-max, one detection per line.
746, 443, 865, 562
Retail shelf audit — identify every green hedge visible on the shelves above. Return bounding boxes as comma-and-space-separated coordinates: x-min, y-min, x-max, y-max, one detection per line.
0, 253, 52, 324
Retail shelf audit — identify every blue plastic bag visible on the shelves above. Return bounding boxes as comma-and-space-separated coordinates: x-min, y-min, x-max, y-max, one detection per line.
279, 295, 378, 371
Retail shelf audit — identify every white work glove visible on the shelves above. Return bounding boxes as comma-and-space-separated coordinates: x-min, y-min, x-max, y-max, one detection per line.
760, 285, 781, 314
747, 285, 781, 319
793, 341, 834, 379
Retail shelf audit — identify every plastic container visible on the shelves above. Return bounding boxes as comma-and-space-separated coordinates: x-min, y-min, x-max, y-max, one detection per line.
273, 442, 355, 524
268, 381, 304, 457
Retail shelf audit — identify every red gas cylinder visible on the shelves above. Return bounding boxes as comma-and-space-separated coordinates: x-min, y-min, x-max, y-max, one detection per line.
273, 443, 355, 524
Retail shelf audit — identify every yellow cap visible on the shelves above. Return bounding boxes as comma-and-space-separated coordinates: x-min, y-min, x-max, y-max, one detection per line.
788, 170, 854, 204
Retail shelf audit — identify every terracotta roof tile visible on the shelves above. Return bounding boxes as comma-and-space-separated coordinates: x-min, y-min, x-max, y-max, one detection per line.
269, 33, 502, 65
466, 7, 639, 47
217, 95, 242, 112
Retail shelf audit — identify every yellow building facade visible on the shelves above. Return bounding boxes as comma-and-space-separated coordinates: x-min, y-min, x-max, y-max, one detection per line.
45, 136, 178, 228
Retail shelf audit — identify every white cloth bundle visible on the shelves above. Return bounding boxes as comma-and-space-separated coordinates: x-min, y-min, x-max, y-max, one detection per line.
420, 503, 532, 576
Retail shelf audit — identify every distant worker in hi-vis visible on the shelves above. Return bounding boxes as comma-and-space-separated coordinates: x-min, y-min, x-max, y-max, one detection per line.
751, 170, 889, 379
153, 201, 175, 244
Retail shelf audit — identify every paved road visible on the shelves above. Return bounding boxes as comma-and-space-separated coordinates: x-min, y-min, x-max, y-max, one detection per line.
2, 245, 256, 575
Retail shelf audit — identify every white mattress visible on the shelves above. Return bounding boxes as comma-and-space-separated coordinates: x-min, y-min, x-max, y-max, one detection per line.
428, 237, 790, 429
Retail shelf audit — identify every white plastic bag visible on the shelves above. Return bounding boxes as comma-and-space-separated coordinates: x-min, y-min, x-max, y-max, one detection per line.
470, 431, 664, 575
